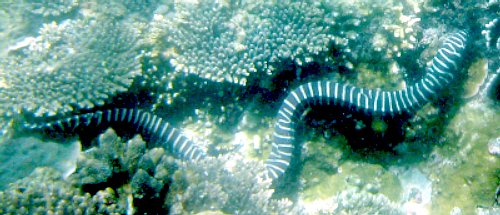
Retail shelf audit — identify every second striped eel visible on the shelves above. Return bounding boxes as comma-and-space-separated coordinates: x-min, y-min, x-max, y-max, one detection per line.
23, 108, 207, 161
23, 31, 469, 183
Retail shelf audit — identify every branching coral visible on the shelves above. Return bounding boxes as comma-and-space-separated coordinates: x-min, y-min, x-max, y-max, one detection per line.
163, 0, 332, 86
81, 0, 165, 20
482, 17, 499, 50
69, 128, 175, 214
0, 129, 304, 214
0, 167, 124, 214
0, 18, 143, 117
1, 0, 79, 18
320, 0, 423, 76
29, 0, 80, 17
169, 154, 303, 214
0, 128, 178, 214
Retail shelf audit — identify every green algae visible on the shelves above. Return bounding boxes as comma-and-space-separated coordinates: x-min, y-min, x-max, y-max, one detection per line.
302, 159, 402, 202
430, 100, 499, 214
462, 58, 488, 98
371, 118, 389, 133
300, 135, 402, 202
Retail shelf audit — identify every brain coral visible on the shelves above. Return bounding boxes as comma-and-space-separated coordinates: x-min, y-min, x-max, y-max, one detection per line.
0, 18, 143, 117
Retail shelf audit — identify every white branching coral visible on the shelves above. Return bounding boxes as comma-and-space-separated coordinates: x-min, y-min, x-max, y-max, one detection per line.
0, 18, 143, 117
482, 17, 499, 50
163, 0, 332, 86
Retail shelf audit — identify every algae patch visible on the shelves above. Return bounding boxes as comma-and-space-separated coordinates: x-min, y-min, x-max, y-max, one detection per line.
430, 99, 499, 214
462, 58, 488, 98
300, 135, 401, 202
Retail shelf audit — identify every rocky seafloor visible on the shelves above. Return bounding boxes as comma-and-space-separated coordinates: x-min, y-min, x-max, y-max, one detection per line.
0, 0, 498, 214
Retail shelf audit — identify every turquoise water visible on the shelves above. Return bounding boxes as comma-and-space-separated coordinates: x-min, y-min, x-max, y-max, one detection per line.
0, 0, 498, 214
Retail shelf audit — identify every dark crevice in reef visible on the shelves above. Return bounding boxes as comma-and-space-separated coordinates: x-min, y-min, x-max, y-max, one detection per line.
489, 74, 500, 103
260, 58, 341, 105
303, 104, 410, 153
153, 74, 250, 130
133, 179, 172, 214
80, 171, 130, 195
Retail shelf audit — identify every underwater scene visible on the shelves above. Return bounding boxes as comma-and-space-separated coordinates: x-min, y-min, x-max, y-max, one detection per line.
0, 0, 498, 214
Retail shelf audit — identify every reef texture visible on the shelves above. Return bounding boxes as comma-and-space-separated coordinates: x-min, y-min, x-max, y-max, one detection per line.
0, 167, 124, 214
69, 128, 176, 214
320, 189, 404, 214
28, 0, 79, 17
168, 154, 303, 214
0, 18, 143, 117
0, 128, 178, 214
161, 0, 332, 86
0, 0, 499, 214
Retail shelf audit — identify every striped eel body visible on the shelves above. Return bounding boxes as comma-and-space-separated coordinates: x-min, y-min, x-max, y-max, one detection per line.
24, 108, 206, 161
265, 31, 469, 180
24, 31, 468, 183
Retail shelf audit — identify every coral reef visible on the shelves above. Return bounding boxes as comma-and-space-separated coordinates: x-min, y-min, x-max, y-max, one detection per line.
162, 0, 332, 86
0, 0, 498, 214
168, 154, 302, 214
70, 128, 175, 214
0, 167, 124, 214
0, 128, 178, 214
28, 0, 80, 17
0, 17, 143, 117
0, 0, 78, 23
463, 58, 489, 99
482, 17, 499, 50
332, 189, 404, 214
477, 207, 500, 215
0, 130, 306, 214
81, 0, 164, 20
482, 18, 500, 101
323, 0, 422, 61
426, 99, 499, 214
488, 137, 500, 156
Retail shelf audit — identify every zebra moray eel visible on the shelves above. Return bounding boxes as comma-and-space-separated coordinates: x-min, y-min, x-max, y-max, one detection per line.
24, 108, 206, 161
24, 31, 468, 182
265, 30, 469, 180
